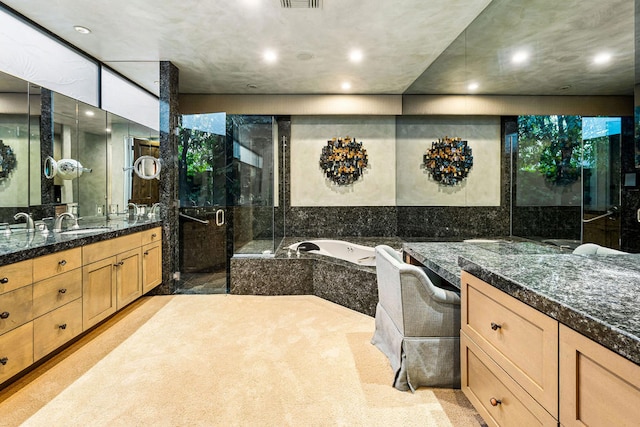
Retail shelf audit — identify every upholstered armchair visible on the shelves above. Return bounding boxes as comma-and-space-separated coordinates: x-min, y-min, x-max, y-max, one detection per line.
371, 245, 461, 391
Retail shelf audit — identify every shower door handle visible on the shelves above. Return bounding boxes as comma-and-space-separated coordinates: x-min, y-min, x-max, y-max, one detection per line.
215, 209, 225, 226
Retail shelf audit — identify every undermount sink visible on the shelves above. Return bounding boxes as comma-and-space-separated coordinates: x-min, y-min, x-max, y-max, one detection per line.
59, 227, 111, 235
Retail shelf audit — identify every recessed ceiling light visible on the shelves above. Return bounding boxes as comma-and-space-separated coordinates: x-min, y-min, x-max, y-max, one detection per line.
85, 110, 95, 117
512, 51, 529, 64
246, 83, 258, 89
467, 82, 479, 91
74, 25, 91, 34
341, 82, 351, 90
593, 52, 612, 65
349, 50, 363, 63
263, 50, 277, 63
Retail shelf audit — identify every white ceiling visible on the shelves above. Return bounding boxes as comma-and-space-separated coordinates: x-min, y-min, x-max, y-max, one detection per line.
0, 0, 635, 97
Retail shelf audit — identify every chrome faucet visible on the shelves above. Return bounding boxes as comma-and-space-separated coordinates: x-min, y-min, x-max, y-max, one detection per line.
53, 212, 78, 232
13, 212, 35, 233
127, 203, 139, 219
148, 203, 161, 219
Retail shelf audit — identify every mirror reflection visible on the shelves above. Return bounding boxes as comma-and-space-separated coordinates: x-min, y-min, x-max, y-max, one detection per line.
0, 68, 159, 233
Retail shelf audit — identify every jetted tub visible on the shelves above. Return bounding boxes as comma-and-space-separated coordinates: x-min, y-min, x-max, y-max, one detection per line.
287, 239, 377, 267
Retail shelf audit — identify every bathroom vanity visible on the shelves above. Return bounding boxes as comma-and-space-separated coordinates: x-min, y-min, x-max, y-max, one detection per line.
0, 222, 162, 385
458, 253, 640, 427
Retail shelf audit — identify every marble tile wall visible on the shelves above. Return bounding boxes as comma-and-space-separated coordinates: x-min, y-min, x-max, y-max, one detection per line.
157, 61, 180, 294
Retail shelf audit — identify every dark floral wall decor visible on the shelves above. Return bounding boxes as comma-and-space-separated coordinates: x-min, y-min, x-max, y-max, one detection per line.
423, 136, 473, 185
319, 136, 369, 185
0, 140, 17, 180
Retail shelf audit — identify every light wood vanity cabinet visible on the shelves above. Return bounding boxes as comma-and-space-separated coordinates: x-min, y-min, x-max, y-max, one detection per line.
31, 248, 83, 362
461, 271, 558, 427
462, 271, 640, 427
0, 226, 162, 386
0, 322, 33, 384
559, 324, 640, 427
82, 256, 118, 329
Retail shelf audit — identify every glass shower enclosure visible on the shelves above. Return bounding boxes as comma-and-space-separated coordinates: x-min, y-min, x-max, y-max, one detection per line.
176, 114, 280, 293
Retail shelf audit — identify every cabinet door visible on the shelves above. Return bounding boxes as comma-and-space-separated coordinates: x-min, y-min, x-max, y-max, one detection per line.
142, 241, 162, 294
83, 257, 117, 330
0, 322, 33, 384
560, 325, 640, 427
33, 298, 82, 361
116, 248, 142, 309
0, 285, 33, 335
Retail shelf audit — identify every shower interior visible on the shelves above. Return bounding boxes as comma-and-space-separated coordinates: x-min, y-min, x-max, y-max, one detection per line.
176, 114, 283, 294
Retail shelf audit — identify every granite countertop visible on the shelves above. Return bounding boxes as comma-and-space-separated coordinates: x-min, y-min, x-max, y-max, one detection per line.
459, 253, 640, 366
0, 217, 162, 265
403, 238, 569, 286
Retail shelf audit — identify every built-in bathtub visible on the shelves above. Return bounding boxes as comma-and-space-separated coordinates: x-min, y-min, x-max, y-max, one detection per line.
286, 239, 377, 267
231, 237, 405, 316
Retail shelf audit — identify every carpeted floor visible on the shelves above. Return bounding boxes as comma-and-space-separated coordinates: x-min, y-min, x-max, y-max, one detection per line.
0, 295, 485, 426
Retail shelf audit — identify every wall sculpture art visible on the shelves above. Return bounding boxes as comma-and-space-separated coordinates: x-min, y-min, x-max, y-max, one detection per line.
319, 136, 369, 185
423, 136, 473, 185
0, 140, 17, 180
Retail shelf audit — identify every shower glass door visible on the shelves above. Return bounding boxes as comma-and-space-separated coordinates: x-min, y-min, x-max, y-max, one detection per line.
581, 117, 621, 249
176, 114, 280, 293
177, 113, 229, 294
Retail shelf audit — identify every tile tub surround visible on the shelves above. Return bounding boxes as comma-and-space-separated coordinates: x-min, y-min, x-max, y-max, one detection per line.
230, 237, 404, 316
459, 253, 640, 366
404, 238, 570, 286
0, 218, 161, 265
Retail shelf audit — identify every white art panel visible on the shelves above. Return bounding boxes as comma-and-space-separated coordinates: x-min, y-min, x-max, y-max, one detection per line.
291, 116, 396, 207
396, 116, 501, 206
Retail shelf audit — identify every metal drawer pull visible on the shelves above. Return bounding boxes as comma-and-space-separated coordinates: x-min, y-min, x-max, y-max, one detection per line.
144, 251, 149, 256
489, 397, 502, 406
114, 261, 124, 267
0, 277, 8, 284
58, 323, 67, 330
0, 312, 9, 319
58, 288, 67, 294
151, 233, 157, 238
59, 259, 67, 266
490, 322, 502, 331
0, 357, 7, 365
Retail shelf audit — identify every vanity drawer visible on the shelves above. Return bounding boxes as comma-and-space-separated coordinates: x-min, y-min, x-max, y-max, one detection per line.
461, 331, 557, 427
83, 233, 142, 264
32, 269, 82, 318
461, 272, 558, 416
0, 285, 33, 334
140, 227, 162, 246
0, 322, 34, 385
0, 259, 33, 295
33, 248, 82, 282
33, 298, 82, 361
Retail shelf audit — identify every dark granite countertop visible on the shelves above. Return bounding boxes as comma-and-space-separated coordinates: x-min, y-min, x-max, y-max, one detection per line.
0, 217, 162, 265
403, 238, 568, 286
459, 253, 640, 366
404, 239, 639, 365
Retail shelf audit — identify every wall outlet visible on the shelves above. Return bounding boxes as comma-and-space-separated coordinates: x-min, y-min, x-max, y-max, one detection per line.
96, 206, 102, 215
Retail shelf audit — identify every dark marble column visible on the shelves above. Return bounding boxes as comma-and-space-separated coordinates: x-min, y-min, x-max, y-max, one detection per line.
39, 88, 55, 207
156, 61, 180, 294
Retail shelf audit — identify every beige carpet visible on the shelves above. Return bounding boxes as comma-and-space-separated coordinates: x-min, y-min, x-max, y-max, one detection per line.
0, 295, 484, 426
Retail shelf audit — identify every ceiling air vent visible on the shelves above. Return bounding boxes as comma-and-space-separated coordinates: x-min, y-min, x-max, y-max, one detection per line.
280, 0, 322, 8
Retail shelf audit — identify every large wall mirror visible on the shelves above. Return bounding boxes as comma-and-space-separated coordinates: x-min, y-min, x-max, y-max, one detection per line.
0, 68, 158, 232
